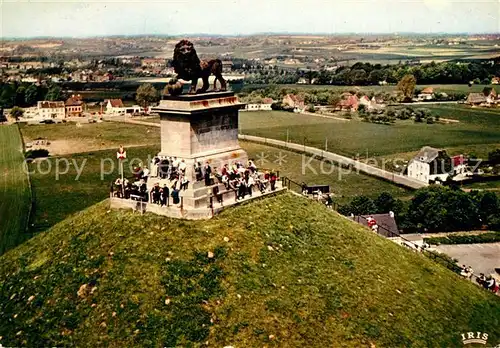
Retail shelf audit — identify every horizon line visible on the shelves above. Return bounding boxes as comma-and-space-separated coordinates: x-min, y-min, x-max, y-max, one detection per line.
3, 31, 500, 40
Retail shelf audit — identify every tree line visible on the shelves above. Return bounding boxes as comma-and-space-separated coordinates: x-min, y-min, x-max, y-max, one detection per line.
244, 61, 499, 86
339, 186, 500, 233
0, 83, 64, 109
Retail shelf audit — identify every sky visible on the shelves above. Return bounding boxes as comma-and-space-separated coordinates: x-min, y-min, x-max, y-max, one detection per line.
1, 0, 499, 38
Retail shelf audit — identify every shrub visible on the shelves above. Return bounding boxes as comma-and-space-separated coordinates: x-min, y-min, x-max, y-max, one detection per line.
25, 149, 49, 159
424, 232, 500, 245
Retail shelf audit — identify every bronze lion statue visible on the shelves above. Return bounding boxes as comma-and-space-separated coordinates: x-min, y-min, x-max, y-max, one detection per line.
172, 40, 227, 94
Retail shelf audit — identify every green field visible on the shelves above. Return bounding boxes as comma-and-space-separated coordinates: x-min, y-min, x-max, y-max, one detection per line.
1, 194, 499, 347
19, 122, 160, 149
243, 142, 411, 203
244, 83, 492, 95
240, 106, 500, 158
0, 125, 32, 255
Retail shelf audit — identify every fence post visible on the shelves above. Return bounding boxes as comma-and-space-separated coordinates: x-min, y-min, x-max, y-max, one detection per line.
180, 197, 183, 210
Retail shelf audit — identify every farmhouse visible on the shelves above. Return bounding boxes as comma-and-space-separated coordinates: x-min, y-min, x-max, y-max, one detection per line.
416, 87, 434, 101
37, 101, 66, 119
105, 99, 125, 114
492, 77, 499, 85
336, 93, 359, 112
466, 89, 497, 107
466, 93, 488, 106
245, 98, 274, 111
65, 95, 83, 117
407, 146, 451, 184
359, 96, 385, 112
282, 94, 305, 112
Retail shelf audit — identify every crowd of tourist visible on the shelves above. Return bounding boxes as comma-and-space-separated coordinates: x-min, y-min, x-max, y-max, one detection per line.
476, 273, 499, 293
110, 157, 279, 207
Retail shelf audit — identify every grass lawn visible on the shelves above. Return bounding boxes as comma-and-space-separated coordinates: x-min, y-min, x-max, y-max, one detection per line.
240, 106, 500, 158
1, 194, 499, 347
19, 121, 160, 155
0, 125, 32, 255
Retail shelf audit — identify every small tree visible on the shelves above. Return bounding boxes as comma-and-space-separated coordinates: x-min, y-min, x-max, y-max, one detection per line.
488, 149, 500, 165
0, 108, 6, 123
306, 104, 316, 113
10, 106, 24, 120
136, 83, 159, 109
45, 86, 62, 101
328, 94, 341, 107
25, 84, 39, 106
397, 74, 417, 101
347, 196, 377, 216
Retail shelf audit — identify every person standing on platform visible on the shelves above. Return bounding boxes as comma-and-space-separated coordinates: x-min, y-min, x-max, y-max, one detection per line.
204, 162, 212, 186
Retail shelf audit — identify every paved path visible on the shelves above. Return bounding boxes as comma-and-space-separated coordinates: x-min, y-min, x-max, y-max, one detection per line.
435, 243, 500, 277
298, 111, 351, 122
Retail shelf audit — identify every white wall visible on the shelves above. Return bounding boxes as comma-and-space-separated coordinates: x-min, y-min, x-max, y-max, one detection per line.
407, 160, 430, 183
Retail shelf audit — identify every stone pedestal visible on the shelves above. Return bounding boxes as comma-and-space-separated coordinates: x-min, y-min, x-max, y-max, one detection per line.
151, 91, 248, 208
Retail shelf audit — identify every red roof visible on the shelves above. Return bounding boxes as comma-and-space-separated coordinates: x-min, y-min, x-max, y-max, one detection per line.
421, 87, 434, 94
338, 95, 359, 107
106, 99, 124, 108
262, 98, 274, 104
65, 96, 83, 106
452, 155, 466, 167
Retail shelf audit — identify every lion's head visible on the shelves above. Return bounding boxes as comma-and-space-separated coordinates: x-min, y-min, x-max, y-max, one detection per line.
172, 40, 201, 81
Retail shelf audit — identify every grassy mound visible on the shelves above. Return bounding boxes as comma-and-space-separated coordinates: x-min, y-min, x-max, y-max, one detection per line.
1, 193, 499, 347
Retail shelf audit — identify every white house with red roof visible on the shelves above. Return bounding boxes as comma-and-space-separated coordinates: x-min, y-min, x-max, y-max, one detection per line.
105, 99, 125, 114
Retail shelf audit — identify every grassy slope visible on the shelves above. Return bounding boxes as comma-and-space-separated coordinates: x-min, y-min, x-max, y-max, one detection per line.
1, 194, 499, 347
240, 106, 500, 157
0, 125, 31, 255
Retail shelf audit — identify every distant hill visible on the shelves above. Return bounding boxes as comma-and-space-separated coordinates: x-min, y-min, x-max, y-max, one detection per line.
1, 193, 499, 347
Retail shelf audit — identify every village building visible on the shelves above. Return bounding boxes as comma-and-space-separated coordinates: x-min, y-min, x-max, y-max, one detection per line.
282, 94, 305, 112
407, 146, 452, 184
492, 77, 499, 85
37, 101, 66, 119
141, 58, 166, 69
65, 95, 84, 117
466, 89, 498, 107
105, 99, 125, 114
222, 60, 233, 73
104, 99, 145, 115
416, 87, 434, 101
244, 98, 274, 111
336, 93, 359, 112
357, 213, 400, 237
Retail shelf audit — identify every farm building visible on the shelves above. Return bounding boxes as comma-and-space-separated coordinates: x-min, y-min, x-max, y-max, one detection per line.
282, 94, 305, 112
406, 146, 451, 184
416, 87, 435, 101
